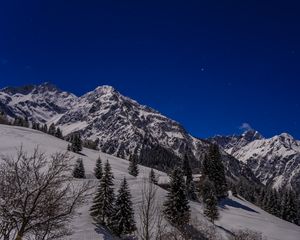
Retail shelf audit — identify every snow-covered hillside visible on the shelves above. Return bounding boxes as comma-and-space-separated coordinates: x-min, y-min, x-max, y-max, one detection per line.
1, 125, 300, 240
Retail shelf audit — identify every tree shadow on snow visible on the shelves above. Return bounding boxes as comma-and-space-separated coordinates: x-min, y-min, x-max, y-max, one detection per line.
215, 224, 234, 236
219, 198, 259, 213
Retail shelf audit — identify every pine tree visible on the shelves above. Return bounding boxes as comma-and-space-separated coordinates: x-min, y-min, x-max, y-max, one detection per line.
128, 155, 139, 177
163, 167, 190, 228
55, 127, 63, 139
72, 158, 86, 178
48, 123, 56, 135
42, 124, 48, 133
69, 133, 82, 153
202, 144, 228, 199
182, 155, 197, 200
149, 168, 158, 185
111, 178, 136, 237
202, 178, 219, 224
90, 160, 115, 226
94, 156, 103, 179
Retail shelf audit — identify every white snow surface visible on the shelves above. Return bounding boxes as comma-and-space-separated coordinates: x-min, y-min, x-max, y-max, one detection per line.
1, 125, 300, 240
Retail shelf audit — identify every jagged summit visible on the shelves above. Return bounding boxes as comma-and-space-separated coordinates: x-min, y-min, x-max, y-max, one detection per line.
242, 129, 264, 141
208, 129, 264, 155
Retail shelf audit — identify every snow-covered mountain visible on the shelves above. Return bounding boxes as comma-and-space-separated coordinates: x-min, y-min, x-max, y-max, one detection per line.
0, 82, 77, 123
0, 83, 255, 182
208, 130, 264, 155
210, 131, 300, 194
231, 133, 300, 193
1, 124, 300, 240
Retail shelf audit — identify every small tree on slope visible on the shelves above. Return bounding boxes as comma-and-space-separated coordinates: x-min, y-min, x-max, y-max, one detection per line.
94, 156, 103, 179
72, 158, 86, 179
128, 154, 139, 177
163, 167, 190, 228
90, 160, 115, 227
202, 178, 219, 224
111, 177, 136, 237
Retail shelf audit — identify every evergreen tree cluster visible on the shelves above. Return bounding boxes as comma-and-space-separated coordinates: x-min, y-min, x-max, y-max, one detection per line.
47, 123, 63, 138
139, 144, 182, 172
90, 160, 136, 237
202, 144, 228, 199
83, 138, 99, 150
67, 133, 82, 153
234, 178, 300, 226
0, 112, 10, 125
13, 116, 29, 127
9, 115, 65, 141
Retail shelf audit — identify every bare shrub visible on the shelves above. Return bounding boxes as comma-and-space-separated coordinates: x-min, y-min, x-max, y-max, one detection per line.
137, 178, 167, 240
0, 147, 92, 240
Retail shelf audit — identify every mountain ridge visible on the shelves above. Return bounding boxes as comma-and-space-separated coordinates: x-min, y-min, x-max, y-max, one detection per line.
0, 82, 257, 184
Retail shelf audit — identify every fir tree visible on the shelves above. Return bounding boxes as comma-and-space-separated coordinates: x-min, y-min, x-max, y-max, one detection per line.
42, 124, 48, 133
48, 123, 56, 135
111, 178, 136, 236
182, 155, 197, 200
128, 155, 139, 177
90, 160, 115, 226
72, 158, 86, 179
149, 168, 158, 185
94, 156, 103, 179
202, 178, 219, 224
69, 133, 82, 153
202, 144, 228, 199
163, 167, 190, 228
55, 127, 63, 139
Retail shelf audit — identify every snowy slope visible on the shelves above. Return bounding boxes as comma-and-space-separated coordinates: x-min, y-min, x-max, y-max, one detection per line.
231, 133, 300, 193
1, 125, 300, 240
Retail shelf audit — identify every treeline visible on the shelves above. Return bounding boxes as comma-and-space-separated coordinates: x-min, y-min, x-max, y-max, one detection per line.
231, 178, 300, 226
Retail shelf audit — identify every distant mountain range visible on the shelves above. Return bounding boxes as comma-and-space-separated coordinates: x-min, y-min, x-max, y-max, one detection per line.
1, 82, 299, 193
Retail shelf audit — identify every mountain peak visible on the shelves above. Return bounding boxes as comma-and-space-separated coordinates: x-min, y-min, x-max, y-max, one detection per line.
242, 129, 264, 141
2, 84, 35, 95
35, 82, 61, 93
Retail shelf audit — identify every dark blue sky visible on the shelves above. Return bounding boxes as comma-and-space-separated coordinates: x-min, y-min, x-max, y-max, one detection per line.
0, 1, 299, 138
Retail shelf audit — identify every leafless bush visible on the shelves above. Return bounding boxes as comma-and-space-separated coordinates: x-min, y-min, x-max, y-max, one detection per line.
0, 147, 92, 240
137, 178, 167, 240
